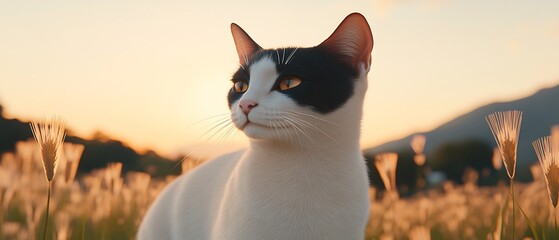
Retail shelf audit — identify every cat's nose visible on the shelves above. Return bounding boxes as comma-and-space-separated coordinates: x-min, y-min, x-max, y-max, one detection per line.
239, 100, 258, 115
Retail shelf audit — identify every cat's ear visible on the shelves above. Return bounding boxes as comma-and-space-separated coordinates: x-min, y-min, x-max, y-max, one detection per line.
231, 23, 263, 66
318, 13, 374, 72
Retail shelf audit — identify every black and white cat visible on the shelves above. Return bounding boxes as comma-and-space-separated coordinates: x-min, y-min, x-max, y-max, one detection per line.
138, 12, 374, 240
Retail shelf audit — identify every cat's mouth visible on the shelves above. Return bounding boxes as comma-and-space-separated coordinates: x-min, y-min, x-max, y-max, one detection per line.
240, 120, 270, 130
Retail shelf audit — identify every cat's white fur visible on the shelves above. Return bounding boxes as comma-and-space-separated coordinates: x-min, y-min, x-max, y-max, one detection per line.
139, 13, 373, 240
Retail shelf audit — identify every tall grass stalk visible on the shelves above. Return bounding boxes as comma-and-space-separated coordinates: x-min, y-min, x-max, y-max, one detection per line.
497, 190, 509, 240
30, 116, 66, 240
553, 208, 559, 239
516, 199, 539, 240
374, 152, 398, 236
486, 110, 522, 239
42, 183, 51, 240
533, 136, 559, 239
510, 179, 516, 239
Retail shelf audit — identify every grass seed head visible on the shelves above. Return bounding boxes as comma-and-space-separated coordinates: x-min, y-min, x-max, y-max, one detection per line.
30, 116, 66, 182
485, 110, 522, 179
62, 143, 84, 185
374, 152, 398, 192
546, 163, 559, 207
501, 139, 516, 177
533, 136, 559, 208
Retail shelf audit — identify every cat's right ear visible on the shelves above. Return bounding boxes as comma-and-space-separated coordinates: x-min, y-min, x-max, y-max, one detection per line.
318, 13, 374, 73
231, 23, 262, 66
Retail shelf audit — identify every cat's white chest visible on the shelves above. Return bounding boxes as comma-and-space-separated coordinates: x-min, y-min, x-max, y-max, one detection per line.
212, 149, 370, 240
138, 149, 369, 240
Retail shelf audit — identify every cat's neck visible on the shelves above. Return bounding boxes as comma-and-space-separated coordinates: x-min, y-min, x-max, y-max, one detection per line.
248, 127, 360, 157
242, 133, 363, 191
248, 115, 363, 166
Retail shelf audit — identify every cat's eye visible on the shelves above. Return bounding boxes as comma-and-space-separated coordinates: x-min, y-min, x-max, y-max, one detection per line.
278, 77, 302, 91
233, 81, 248, 93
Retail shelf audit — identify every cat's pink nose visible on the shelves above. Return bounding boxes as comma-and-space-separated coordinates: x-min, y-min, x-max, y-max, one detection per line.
239, 100, 258, 114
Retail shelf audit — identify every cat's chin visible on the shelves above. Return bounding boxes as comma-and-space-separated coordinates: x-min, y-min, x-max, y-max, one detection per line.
241, 122, 275, 139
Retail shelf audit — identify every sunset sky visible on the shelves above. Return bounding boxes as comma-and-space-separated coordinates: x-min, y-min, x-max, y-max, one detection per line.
1, 0, 558, 158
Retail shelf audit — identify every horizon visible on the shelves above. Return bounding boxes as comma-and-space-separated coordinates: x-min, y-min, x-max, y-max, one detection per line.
2, 79, 557, 159
1, 1, 559, 158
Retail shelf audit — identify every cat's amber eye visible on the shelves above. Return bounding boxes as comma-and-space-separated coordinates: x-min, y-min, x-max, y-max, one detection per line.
233, 81, 248, 93
278, 77, 302, 91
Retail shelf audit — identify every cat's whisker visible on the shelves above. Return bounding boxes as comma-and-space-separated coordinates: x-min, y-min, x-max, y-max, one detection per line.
172, 154, 189, 170
171, 116, 232, 170
282, 119, 302, 146
269, 120, 280, 140
285, 47, 299, 65
282, 48, 286, 64
189, 113, 230, 128
285, 115, 337, 142
232, 124, 240, 139
223, 123, 236, 140
274, 121, 282, 143
284, 111, 340, 127
275, 50, 281, 64
268, 120, 277, 137
274, 121, 294, 147
193, 148, 208, 166
215, 123, 234, 144
284, 117, 313, 142
274, 121, 293, 143
176, 145, 206, 171
194, 122, 235, 166
173, 140, 208, 171
277, 120, 295, 147
283, 117, 313, 142
219, 125, 237, 145
206, 121, 234, 144
196, 117, 233, 142
197, 115, 231, 132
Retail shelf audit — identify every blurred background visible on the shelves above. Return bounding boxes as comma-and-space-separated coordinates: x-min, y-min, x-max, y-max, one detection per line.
1, 0, 559, 187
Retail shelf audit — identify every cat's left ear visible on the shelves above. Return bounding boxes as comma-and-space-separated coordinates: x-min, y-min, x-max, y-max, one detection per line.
231, 23, 263, 66
318, 13, 374, 73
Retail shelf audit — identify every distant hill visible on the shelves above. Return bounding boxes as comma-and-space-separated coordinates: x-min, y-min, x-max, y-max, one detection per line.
4, 84, 558, 183
0, 107, 182, 178
364, 83, 559, 181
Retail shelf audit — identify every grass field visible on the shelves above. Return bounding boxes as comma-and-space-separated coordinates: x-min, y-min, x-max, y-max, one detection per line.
1, 116, 558, 240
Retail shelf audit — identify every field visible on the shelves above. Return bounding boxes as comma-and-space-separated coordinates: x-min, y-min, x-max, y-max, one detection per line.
1, 138, 558, 240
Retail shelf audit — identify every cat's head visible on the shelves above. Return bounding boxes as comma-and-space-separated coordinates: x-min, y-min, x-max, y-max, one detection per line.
228, 13, 373, 144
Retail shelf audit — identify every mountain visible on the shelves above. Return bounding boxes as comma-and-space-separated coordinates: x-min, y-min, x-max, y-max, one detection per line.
4, 84, 558, 183
364, 83, 559, 181
0, 107, 182, 178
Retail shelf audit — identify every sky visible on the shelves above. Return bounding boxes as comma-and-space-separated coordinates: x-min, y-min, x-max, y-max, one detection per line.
1, 0, 558, 158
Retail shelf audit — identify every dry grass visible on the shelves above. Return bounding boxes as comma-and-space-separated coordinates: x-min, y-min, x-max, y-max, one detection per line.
0, 139, 180, 239
374, 153, 398, 193
1, 114, 559, 239
533, 136, 559, 208
30, 117, 66, 182
486, 110, 522, 179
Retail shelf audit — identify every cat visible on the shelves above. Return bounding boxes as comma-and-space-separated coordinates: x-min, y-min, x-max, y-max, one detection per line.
138, 12, 374, 240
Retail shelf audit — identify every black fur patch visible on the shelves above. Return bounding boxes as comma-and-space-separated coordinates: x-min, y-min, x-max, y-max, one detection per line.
227, 46, 358, 114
